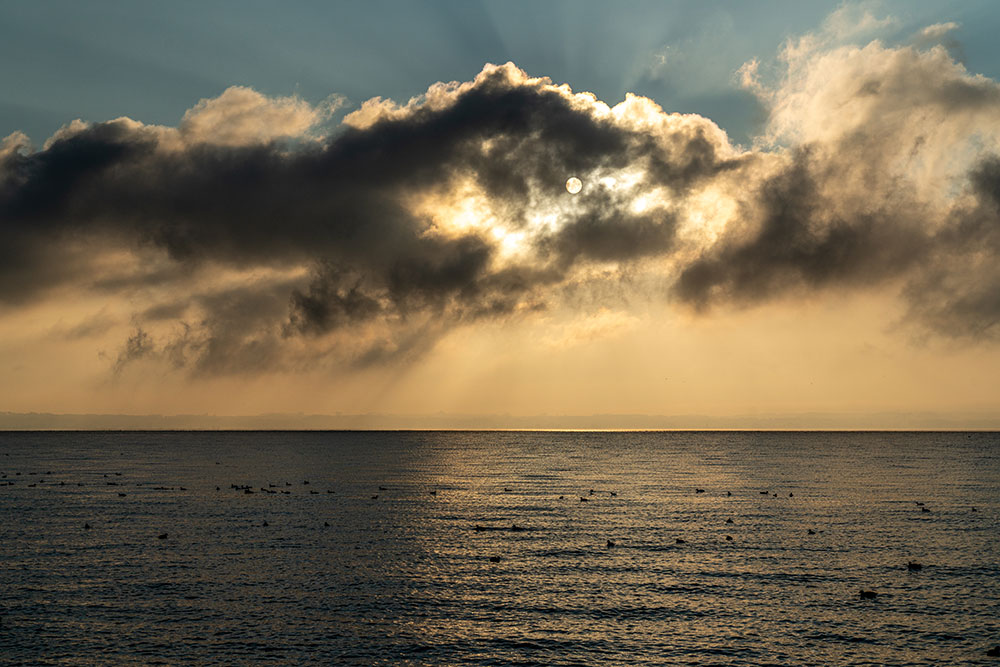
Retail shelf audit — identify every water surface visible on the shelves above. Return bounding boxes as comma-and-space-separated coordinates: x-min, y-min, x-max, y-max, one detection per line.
1, 431, 998, 665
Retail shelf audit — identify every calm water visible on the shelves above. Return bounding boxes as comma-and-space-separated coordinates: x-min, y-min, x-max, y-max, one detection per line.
1, 431, 998, 665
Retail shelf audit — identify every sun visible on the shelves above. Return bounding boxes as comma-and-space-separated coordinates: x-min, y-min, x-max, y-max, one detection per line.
566, 177, 582, 194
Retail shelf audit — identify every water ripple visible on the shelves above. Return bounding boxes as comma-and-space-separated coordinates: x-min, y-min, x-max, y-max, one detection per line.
1, 430, 998, 665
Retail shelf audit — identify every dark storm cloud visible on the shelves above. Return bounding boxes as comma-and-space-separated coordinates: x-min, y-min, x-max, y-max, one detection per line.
545, 207, 676, 265
1, 64, 714, 372
4, 49, 1000, 374
286, 264, 384, 336
661, 18, 1000, 343
672, 150, 931, 307
897, 156, 1000, 340
0, 66, 724, 277
970, 156, 1000, 209
126, 279, 305, 375
669, 147, 1000, 341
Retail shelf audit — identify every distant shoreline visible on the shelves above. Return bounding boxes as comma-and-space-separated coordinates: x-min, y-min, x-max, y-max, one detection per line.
1, 411, 998, 432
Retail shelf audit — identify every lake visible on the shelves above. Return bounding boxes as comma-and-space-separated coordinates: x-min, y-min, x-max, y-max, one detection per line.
1, 430, 998, 665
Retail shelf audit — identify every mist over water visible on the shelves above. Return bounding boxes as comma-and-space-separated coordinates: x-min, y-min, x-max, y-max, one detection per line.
1, 431, 998, 665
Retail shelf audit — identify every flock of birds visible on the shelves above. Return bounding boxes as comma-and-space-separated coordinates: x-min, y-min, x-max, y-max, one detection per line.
2, 467, 946, 574
3, 459, 997, 658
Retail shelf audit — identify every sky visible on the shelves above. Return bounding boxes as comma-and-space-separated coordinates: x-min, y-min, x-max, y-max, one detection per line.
2, 1, 1000, 426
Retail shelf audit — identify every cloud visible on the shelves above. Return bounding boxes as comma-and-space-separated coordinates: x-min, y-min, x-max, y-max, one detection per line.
112, 328, 155, 375
672, 148, 932, 307
4, 14, 1000, 378
693, 15, 1000, 340
898, 157, 1000, 340
47, 308, 118, 341
781, 3, 896, 64
179, 86, 340, 146
2, 67, 730, 372
1, 131, 31, 159
911, 22, 964, 64
915, 22, 960, 43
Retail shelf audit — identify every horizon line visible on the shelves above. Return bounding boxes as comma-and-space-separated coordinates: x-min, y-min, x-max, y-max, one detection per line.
2, 427, 999, 433
2, 409, 998, 432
